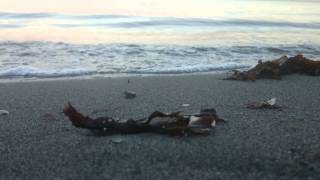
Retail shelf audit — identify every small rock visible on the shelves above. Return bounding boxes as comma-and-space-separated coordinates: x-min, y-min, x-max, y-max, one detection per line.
111, 137, 123, 144
181, 104, 190, 107
0, 110, 9, 116
124, 90, 136, 99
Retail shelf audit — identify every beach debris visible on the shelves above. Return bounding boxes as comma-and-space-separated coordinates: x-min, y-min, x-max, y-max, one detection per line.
111, 137, 124, 144
124, 90, 136, 99
181, 103, 190, 107
225, 54, 320, 81
246, 97, 282, 109
0, 110, 9, 116
63, 102, 225, 136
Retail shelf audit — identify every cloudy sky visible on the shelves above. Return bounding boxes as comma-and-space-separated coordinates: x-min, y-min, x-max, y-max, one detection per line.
0, 0, 317, 19
0, 0, 318, 44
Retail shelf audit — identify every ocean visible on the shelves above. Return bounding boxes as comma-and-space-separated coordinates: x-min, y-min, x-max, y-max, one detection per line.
0, 0, 319, 79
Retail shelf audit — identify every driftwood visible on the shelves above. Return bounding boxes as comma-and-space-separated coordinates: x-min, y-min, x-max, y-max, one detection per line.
225, 55, 320, 81
63, 103, 224, 135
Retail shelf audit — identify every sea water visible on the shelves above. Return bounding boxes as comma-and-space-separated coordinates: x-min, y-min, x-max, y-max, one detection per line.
0, 0, 319, 79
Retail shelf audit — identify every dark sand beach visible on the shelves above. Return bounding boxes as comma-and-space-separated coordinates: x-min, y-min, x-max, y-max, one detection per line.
0, 74, 320, 180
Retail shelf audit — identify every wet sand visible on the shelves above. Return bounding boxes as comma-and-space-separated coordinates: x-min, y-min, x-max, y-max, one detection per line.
0, 74, 320, 180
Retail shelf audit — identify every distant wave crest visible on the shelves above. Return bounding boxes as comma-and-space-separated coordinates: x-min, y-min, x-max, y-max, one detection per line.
1, 12, 320, 30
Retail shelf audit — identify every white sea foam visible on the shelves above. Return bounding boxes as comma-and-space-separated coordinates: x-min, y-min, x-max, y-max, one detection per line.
0, 66, 94, 78
127, 63, 249, 74
0, 42, 319, 79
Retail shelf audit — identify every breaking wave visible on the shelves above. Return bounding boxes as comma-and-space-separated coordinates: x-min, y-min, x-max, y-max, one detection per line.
0, 66, 95, 78
0, 42, 319, 79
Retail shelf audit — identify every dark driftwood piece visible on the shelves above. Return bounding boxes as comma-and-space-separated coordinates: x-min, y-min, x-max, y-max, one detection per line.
225, 55, 320, 81
63, 103, 225, 135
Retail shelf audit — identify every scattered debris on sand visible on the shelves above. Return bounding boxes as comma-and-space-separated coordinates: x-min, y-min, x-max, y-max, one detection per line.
181, 104, 190, 107
0, 110, 9, 116
111, 137, 124, 144
63, 102, 225, 136
246, 98, 283, 110
225, 55, 320, 81
124, 90, 137, 99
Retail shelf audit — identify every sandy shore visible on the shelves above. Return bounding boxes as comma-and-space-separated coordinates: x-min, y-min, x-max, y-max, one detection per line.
0, 74, 320, 180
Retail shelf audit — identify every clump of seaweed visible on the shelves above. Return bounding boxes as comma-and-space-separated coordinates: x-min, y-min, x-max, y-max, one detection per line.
225, 55, 320, 81
63, 102, 225, 136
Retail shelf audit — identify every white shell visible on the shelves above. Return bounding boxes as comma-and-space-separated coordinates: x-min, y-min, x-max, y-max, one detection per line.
188, 116, 201, 127
0, 110, 9, 116
111, 137, 123, 144
211, 120, 216, 127
266, 98, 276, 106
181, 104, 190, 107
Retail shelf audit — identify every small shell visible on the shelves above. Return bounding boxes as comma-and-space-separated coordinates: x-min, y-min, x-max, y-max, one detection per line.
0, 110, 9, 116
181, 104, 190, 107
266, 98, 276, 106
211, 120, 216, 127
111, 137, 123, 144
188, 116, 201, 127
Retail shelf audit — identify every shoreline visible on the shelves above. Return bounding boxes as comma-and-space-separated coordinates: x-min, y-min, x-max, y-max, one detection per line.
1, 73, 320, 179
0, 71, 228, 84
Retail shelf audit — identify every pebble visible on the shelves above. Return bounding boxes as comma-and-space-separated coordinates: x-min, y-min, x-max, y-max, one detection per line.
111, 137, 124, 144
124, 90, 137, 99
0, 110, 9, 116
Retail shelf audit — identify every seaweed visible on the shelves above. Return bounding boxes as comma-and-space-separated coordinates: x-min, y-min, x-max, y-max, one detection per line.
63, 102, 224, 135
225, 55, 320, 81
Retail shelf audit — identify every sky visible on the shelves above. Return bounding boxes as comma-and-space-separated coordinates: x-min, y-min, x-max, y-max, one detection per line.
4, 0, 216, 16
0, 0, 318, 18
0, 0, 319, 44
